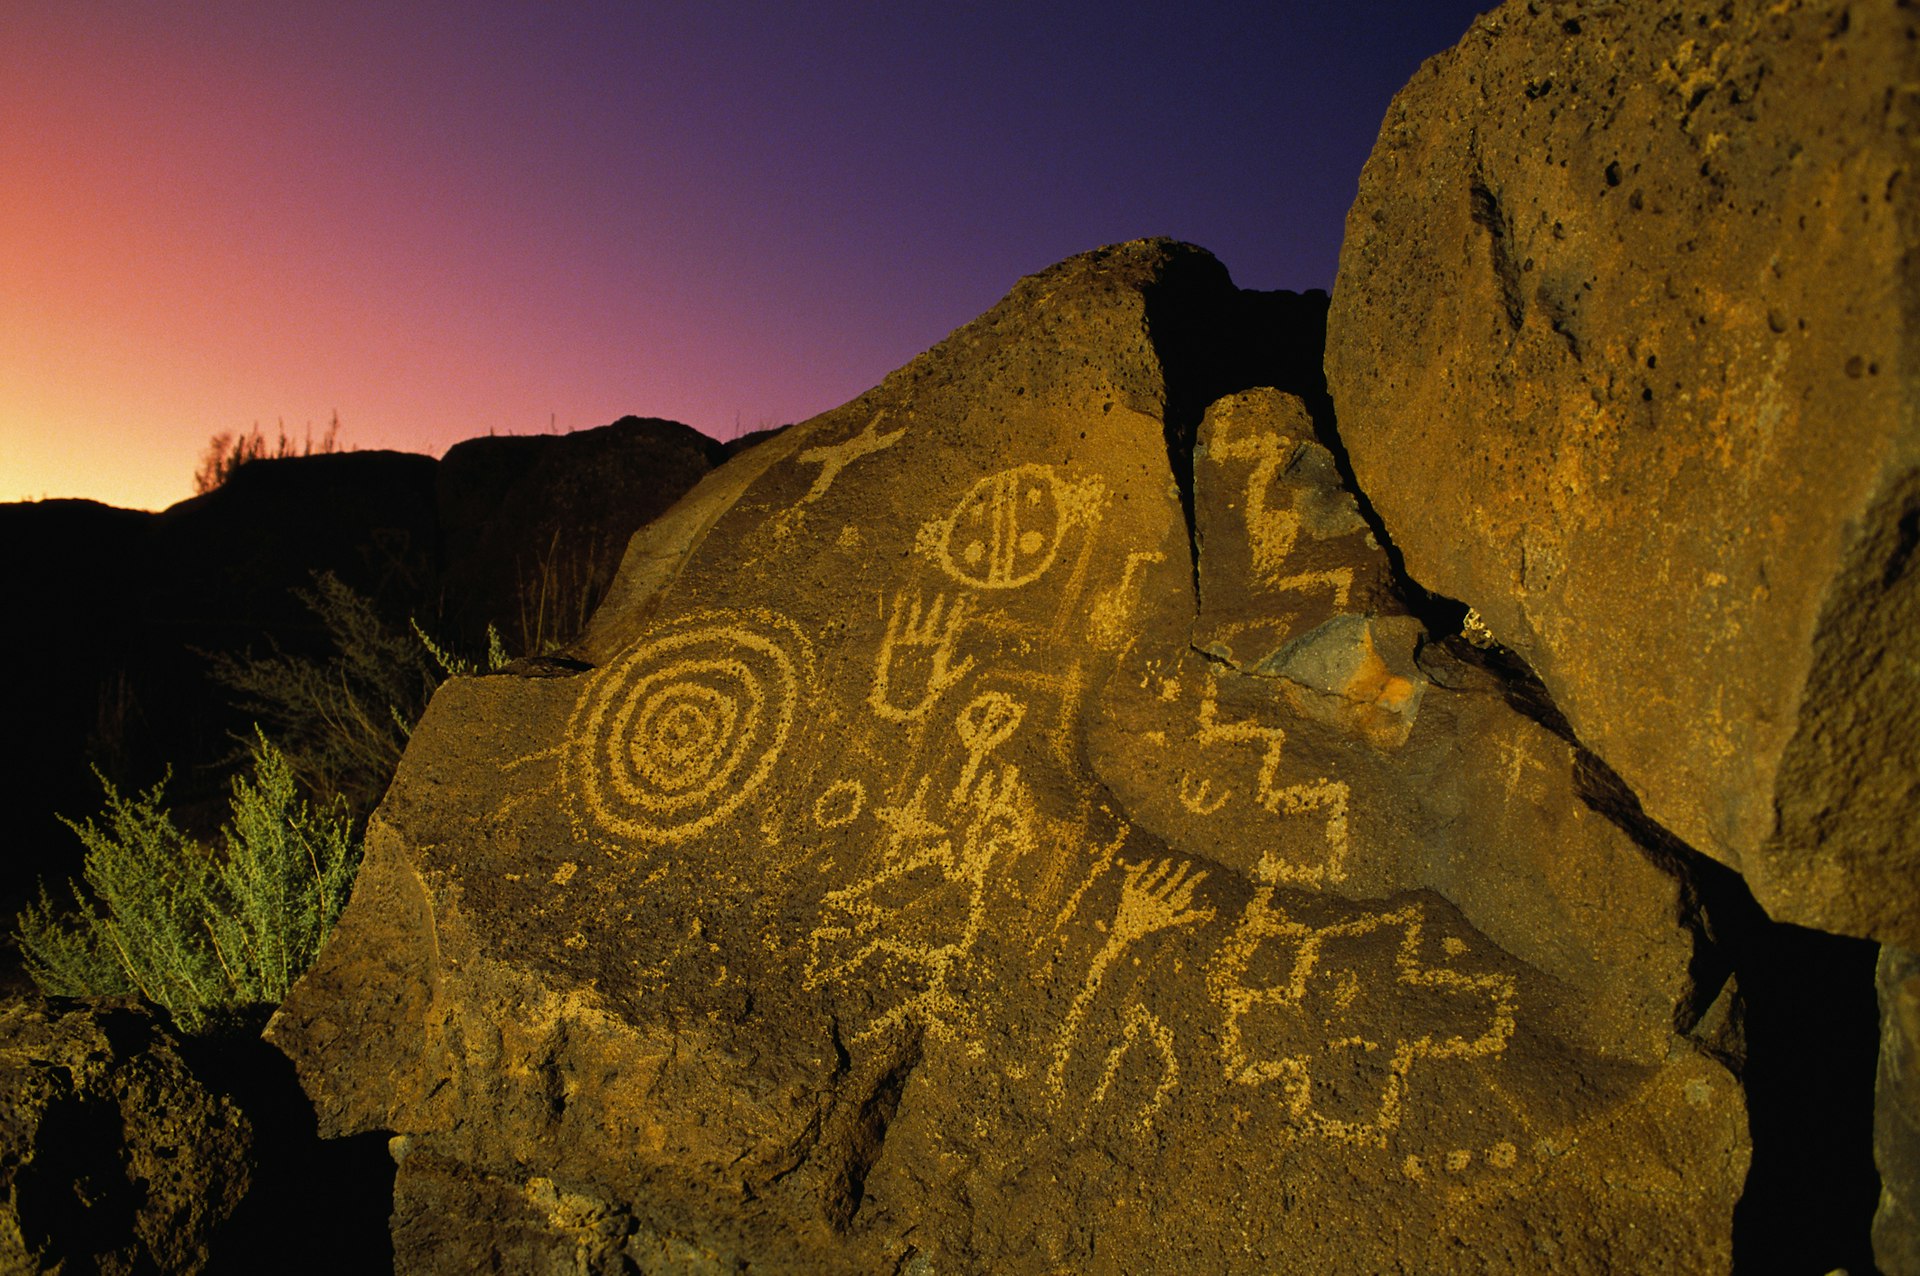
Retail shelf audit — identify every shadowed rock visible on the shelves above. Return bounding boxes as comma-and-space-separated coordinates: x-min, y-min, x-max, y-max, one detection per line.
1324, 0, 1920, 949
0, 424, 720, 923
1881, 946, 1920, 1275
436, 416, 727, 653
269, 240, 1747, 1272
0, 996, 252, 1274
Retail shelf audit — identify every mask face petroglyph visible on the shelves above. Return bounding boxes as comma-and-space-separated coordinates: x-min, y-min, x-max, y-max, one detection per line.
524, 431, 1543, 1158
919, 463, 1108, 591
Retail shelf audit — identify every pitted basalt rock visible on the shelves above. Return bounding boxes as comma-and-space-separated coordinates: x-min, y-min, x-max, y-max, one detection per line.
0, 995, 253, 1275
1324, 0, 1920, 946
269, 241, 1746, 1272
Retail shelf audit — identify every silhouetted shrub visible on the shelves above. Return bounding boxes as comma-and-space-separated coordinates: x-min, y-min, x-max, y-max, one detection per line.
192, 414, 344, 495
205, 572, 440, 819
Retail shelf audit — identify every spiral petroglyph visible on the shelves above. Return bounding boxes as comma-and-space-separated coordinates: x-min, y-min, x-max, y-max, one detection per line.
565, 610, 808, 845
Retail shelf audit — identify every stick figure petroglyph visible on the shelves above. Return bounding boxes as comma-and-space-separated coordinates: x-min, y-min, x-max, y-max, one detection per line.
805, 765, 1034, 1052
869, 591, 976, 723
795, 411, 905, 504
951, 691, 1024, 808
1048, 858, 1215, 1097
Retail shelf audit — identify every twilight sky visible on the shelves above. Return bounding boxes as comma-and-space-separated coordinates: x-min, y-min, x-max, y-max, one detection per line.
3, 1, 1491, 512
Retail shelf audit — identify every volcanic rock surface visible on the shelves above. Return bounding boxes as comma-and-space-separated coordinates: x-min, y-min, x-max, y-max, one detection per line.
0, 996, 253, 1275
269, 240, 1749, 1273
1324, 0, 1919, 948
1882, 945, 1920, 1275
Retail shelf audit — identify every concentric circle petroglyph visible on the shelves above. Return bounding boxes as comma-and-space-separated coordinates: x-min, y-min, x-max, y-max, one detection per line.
565, 611, 808, 845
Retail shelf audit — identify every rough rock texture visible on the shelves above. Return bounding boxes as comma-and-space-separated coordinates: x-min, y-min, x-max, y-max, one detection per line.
270, 241, 1748, 1272
1881, 945, 1920, 1274
1324, 0, 1920, 946
0, 995, 253, 1274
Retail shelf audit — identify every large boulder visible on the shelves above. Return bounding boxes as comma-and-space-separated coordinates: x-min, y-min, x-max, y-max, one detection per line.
1324, 0, 1919, 946
0, 996, 253, 1274
269, 240, 1747, 1272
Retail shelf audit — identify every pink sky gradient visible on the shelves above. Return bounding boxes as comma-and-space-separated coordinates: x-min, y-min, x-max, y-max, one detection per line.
2, 2, 1489, 512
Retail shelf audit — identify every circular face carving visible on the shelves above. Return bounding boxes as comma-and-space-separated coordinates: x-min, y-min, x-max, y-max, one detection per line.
935, 464, 1065, 589
566, 612, 805, 845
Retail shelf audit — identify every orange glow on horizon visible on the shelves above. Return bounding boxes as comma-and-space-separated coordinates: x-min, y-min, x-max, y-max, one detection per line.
3, 3, 1485, 512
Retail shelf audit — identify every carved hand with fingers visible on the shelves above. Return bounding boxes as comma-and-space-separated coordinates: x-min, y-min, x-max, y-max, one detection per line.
1049, 856, 1216, 1095
1110, 858, 1215, 944
870, 590, 976, 723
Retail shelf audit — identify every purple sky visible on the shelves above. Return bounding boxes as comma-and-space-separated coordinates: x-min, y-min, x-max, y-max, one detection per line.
2, 1, 1492, 510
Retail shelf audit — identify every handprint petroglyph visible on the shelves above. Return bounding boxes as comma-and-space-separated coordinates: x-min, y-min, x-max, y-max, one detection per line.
1048, 858, 1215, 1096
870, 590, 976, 723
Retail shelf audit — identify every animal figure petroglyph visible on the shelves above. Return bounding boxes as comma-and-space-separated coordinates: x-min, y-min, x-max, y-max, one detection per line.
1207, 891, 1518, 1149
870, 591, 975, 723
562, 610, 806, 846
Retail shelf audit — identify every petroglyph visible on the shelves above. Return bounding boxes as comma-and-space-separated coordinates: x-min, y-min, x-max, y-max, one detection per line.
1178, 774, 1230, 816
1049, 858, 1215, 1096
1087, 1004, 1181, 1135
1207, 891, 1518, 1149
1208, 405, 1355, 607
812, 779, 866, 829
951, 691, 1025, 808
806, 765, 1035, 1050
918, 464, 1105, 590
869, 591, 976, 723
795, 411, 906, 503
1040, 821, 1132, 957
563, 610, 807, 846
1089, 550, 1166, 651
1191, 676, 1352, 886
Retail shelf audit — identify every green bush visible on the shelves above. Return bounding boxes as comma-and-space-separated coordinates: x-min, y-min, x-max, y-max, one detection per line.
15, 733, 360, 1034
